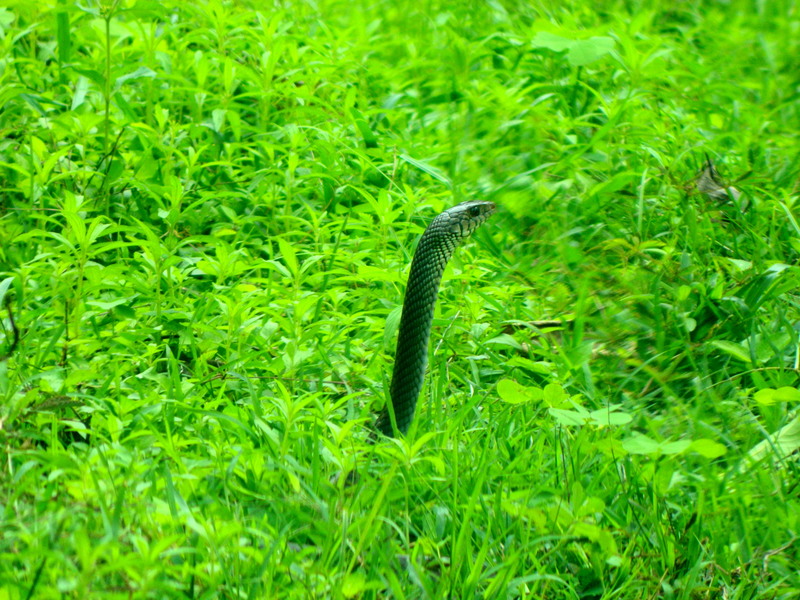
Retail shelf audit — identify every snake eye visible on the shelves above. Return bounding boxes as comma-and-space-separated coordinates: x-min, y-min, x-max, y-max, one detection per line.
468, 205, 481, 217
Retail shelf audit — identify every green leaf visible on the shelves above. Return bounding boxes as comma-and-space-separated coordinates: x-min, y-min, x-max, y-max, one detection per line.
773, 387, 800, 403
0, 277, 13, 307
349, 107, 377, 148
660, 440, 691, 455
277, 238, 298, 278
589, 407, 633, 426
115, 66, 157, 89
0, 8, 15, 33
531, 31, 573, 52
507, 357, 554, 375
531, 32, 615, 66
356, 264, 402, 283
19, 93, 47, 116
341, 573, 366, 597
496, 379, 541, 404
689, 439, 728, 458
103, 159, 125, 185
56, 7, 71, 66
542, 383, 569, 407
755, 387, 800, 406
710, 340, 751, 363
566, 37, 615, 66
0, 84, 24, 107
747, 416, 800, 463
383, 305, 401, 350
211, 108, 226, 133
727, 258, 753, 271
227, 108, 241, 140
399, 154, 451, 187
113, 91, 136, 120
624, 434, 691, 456
622, 434, 661, 455
71, 76, 89, 110
72, 68, 105, 86
485, 333, 525, 351
549, 406, 590, 426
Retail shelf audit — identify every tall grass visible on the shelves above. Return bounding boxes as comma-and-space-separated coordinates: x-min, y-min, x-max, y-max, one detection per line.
1, 1, 798, 598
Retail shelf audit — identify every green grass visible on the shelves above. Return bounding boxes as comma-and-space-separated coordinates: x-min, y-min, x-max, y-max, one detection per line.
1, 0, 799, 598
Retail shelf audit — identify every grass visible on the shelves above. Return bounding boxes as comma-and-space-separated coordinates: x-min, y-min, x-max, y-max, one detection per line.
1, 0, 799, 598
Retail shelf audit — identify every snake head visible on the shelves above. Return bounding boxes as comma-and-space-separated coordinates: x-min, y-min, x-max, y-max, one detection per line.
442, 200, 496, 236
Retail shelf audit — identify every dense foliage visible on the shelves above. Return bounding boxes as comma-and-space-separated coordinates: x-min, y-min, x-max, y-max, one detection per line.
1, 0, 798, 598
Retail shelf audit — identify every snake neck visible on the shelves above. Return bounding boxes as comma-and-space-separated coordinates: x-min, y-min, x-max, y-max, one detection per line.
376, 224, 458, 436
375, 200, 495, 437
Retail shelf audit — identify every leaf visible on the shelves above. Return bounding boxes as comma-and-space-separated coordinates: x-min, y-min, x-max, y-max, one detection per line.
748, 331, 792, 363
56, 7, 71, 66
531, 32, 615, 66
0, 84, 24, 108
84, 218, 111, 247
622, 434, 661, 455
501, 499, 547, 526
103, 158, 125, 185
593, 437, 626, 456
727, 258, 752, 271
496, 379, 542, 404
349, 107, 377, 148
115, 66, 157, 88
356, 264, 402, 283
341, 573, 366, 598
282, 344, 314, 371
211, 108, 226, 133
710, 340, 751, 363
277, 238, 298, 278
660, 440, 691, 455
773, 387, 800, 403
46, 231, 76, 252
507, 357, 554, 375
0, 277, 13, 305
63, 211, 87, 247
623, 434, 691, 456
485, 333, 525, 351
542, 383, 569, 407
689, 439, 728, 459
567, 37, 615, 66
549, 406, 590, 426
227, 108, 241, 140
114, 91, 136, 120
19, 93, 47, 116
755, 387, 800, 406
589, 407, 633, 426
383, 305, 402, 349
0, 8, 15, 32
531, 31, 573, 52
747, 416, 800, 463
399, 154, 451, 187
72, 68, 105, 86
71, 76, 89, 110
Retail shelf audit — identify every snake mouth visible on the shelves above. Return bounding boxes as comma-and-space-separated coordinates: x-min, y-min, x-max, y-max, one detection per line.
456, 200, 496, 231
475, 201, 496, 217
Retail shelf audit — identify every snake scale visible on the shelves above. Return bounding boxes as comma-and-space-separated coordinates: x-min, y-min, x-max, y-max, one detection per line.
375, 200, 496, 436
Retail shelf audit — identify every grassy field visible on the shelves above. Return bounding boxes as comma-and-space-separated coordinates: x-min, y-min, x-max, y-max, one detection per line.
1, 0, 799, 598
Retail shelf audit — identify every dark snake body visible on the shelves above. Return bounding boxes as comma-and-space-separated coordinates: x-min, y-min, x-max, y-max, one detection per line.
376, 200, 496, 436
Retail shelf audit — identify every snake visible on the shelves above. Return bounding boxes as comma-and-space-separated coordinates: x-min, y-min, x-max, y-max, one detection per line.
375, 200, 496, 436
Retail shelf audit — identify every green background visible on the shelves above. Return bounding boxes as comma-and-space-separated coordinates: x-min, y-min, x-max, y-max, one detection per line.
0, 0, 798, 598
